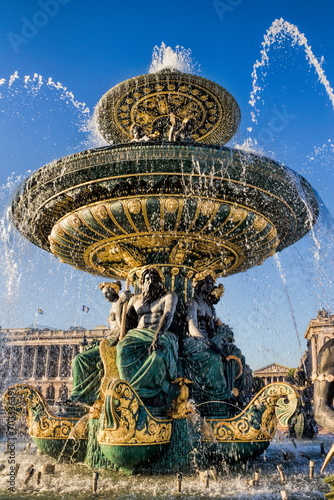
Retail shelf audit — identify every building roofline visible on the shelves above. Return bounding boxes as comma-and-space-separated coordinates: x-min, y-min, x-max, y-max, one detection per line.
253, 363, 292, 373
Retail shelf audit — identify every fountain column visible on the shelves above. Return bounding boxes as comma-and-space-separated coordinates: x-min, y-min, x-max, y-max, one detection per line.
32, 346, 38, 379
311, 336, 318, 376
57, 346, 62, 378
45, 345, 51, 380
17, 346, 24, 379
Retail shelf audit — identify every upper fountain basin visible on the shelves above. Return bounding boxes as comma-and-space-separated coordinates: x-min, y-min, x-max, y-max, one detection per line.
95, 70, 241, 146
11, 142, 319, 280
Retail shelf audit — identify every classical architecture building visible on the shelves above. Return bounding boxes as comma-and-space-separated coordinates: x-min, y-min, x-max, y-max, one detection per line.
0, 325, 109, 407
304, 308, 334, 377
252, 363, 291, 385
252, 309, 334, 387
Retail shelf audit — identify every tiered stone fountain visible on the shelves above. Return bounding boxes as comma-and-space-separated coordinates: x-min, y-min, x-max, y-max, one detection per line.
4, 65, 319, 473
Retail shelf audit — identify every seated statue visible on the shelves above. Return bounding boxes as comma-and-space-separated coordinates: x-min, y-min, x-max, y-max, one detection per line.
116, 266, 178, 406
182, 271, 244, 403
70, 281, 129, 405
168, 112, 195, 142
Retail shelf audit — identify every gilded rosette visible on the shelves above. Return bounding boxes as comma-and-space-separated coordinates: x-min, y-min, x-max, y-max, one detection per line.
95, 69, 240, 145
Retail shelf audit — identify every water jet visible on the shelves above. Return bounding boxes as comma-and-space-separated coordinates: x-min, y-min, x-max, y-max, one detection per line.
3, 45, 319, 475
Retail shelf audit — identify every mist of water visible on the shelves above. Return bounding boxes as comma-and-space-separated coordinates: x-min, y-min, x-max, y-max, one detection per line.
149, 42, 200, 74
249, 18, 334, 124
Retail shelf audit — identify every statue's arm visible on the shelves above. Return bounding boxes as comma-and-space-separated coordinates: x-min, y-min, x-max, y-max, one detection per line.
114, 291, 133, 328
187, 299, 205, 339
109, 293, 134, 346
157, 291, 178, 334
149, 292, 178, 352
124, 296, 139, 332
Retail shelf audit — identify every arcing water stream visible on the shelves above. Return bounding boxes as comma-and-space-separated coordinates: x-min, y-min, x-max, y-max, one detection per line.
149, 42, 200, 74
249, 18, 334, 123
1, 21, 334, 498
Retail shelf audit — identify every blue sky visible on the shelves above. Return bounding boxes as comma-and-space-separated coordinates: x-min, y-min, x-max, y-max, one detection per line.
0, 0, 333, 371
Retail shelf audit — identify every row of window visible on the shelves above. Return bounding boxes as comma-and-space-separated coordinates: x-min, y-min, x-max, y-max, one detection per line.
36, 384, 69, 404
1, 344, 79, 380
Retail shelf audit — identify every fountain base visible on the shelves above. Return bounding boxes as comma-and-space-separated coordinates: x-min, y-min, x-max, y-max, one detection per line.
3, 380, 298, 473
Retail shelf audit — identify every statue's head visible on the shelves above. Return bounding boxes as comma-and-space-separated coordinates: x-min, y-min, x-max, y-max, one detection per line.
140, 266, 165, 299
193, 269, 216, 297
99, 281, 122, 302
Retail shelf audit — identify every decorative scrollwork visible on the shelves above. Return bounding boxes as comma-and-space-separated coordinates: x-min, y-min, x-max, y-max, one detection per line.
97, 379, 172, 446
204, 382, 298, 442
3, 385, 78, 440
96, 71, 240, 146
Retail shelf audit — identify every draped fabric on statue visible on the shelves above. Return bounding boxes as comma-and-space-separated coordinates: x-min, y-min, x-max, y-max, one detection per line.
71, 346, 103, 404
224, 344, 245, 394
215, 323, 245, 396
182, 333, 228, 401
116, 328, 178, 400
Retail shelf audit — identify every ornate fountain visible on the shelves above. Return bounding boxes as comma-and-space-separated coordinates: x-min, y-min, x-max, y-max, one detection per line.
4, 64, 319, 473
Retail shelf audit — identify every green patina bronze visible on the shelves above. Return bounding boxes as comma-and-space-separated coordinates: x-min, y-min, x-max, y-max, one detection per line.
31, 437, 87, 462
4, 66, 318, 472
3, 385, 87, 462
11, 143, 318, 282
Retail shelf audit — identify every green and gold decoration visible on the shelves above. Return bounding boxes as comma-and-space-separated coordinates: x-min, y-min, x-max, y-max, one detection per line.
11, 143, 318, 295
95, 69, 240, 145
11, 67, 318, 291
205, 382, 298, 443
5, 64, 319, 472
3, 385, 87, 461
97, 379, 172, 469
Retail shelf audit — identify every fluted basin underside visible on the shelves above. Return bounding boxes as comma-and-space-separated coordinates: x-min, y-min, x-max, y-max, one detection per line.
11, 142, 319, 280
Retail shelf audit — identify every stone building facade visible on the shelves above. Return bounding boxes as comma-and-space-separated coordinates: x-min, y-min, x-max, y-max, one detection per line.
0, 325, 109, 407
304, 309, 334, 378
252, 309, 334, 386
252, 363, 291, 385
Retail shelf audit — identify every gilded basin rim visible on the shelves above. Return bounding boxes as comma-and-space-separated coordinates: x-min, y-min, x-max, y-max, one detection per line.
11, 142, 319, 280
